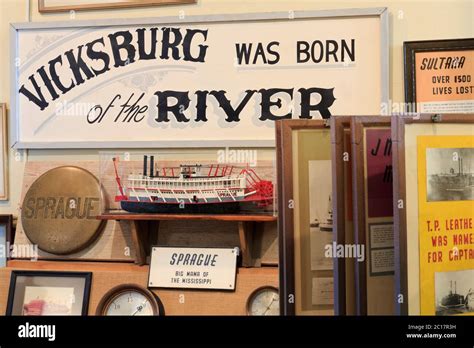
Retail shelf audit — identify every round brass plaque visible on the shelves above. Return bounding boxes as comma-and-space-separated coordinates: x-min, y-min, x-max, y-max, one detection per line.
21, 166, 104, 255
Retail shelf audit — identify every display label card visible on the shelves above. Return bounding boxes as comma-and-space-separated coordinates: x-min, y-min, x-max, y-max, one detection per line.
369, 222, 394, 249
311, 277, 334, 305
415, 50, 474, 113
148, 247, 238, 290
368, 223, 395, 276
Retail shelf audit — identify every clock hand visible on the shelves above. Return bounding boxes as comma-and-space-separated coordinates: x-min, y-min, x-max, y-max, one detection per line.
132, 301, 147, 316
262, 296, 277, 315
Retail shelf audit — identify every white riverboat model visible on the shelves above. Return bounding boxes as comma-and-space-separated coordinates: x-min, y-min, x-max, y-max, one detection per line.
113, 155, 274, 214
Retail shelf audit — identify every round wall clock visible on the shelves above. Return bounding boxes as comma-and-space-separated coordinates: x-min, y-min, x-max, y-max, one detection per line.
246, 286, 279, 316
96, 284, 161, 316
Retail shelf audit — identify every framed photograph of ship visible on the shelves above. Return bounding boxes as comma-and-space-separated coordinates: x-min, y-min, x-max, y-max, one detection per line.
435, 270, 474, 315
6, 271, 92, 316
276, 120, 335, 315
426, 147, 474, 201
351, 116, 394, 315
98, 150, 276, 215
330, 116, 356, 315
404, 38, 474, 113
392, 113, 474, 315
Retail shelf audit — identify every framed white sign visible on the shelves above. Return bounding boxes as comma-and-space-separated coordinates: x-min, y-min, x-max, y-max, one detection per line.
11, 8, 388, 148
148, 246, 238, 290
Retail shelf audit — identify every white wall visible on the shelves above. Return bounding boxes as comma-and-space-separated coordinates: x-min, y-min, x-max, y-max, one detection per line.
0, 0, 472, 215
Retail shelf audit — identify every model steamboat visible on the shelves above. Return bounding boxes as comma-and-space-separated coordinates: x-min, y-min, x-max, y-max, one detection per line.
113, 156, 273, 214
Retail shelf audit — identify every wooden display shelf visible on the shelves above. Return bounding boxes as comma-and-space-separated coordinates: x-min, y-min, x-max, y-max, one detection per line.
98, 212, 277, 222
97, 211, 277, 266
0, 260, 278, 316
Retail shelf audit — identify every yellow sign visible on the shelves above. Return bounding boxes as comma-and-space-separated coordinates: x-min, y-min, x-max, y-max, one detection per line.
417, 135, 474, 315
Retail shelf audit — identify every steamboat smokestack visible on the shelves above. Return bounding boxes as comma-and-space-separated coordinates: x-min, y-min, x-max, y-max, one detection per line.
150, 156, 155, 177
143, 155, 148, 177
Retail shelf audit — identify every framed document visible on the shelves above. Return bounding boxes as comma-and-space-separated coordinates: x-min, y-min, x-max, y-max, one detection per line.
6, 271, 92, 315
0, 215, 13, 268
330, 116, 356, 315
277, 120, 335, 315
404, 38, 474, 113
38, 0, 196, 13
351, 116, 394, 315
0, 104, 7, 200
392, 114, 474, 315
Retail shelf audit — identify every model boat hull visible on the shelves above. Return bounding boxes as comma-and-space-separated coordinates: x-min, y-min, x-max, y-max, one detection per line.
121, 200, 244, 214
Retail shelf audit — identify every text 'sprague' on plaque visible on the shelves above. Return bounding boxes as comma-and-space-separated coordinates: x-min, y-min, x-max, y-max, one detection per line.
21, 166, 104, 254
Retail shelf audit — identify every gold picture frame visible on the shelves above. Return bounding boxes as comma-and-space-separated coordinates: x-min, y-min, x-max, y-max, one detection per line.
38, 0, 196, 13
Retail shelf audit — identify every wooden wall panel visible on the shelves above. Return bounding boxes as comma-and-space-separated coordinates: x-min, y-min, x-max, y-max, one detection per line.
13, 160, 278, 264
0, 260, 278, 315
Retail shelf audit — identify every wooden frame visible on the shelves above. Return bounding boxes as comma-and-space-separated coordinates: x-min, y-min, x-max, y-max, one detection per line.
38, 0, 196, 13
351, 116, 392, 315
277, 119, 337, 315
330, 116, 354, 315
0, 215, 13, 267
6, 270, 92, 316
0, 104, 8, 201
404, 38, 474, 113
392, 113, 473, 315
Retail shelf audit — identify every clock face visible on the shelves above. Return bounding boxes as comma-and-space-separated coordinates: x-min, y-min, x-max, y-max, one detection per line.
247, 287, 279, 316
105, 291, 155, 316
97, 284, 160, 316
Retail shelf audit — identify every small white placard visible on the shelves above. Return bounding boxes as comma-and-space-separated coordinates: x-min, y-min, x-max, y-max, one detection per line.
312, 277, 334, 305
148, 247, 238, 290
